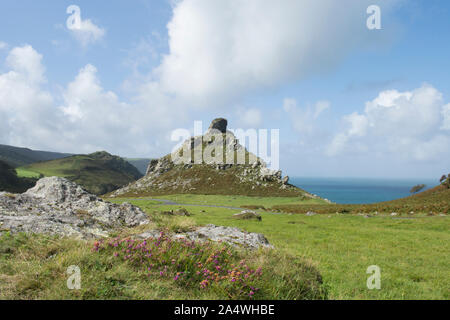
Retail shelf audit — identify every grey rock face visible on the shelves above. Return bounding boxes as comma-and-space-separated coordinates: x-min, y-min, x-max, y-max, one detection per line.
138, 224, 272, 250
0, 177, 149, 239
145, 157, 172, 177
208, 118, 228, 133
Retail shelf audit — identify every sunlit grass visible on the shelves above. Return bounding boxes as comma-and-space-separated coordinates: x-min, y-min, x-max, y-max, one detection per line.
114, 196, 450, 300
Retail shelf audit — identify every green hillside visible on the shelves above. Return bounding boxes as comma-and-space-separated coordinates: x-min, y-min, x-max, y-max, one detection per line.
0, 160, 36, 193
17, 151, 143, 195
272, 182, 450, 215
0, 144, 72, 168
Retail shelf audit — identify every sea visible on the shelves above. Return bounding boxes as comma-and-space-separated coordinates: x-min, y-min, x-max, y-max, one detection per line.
290, 177, 439, 204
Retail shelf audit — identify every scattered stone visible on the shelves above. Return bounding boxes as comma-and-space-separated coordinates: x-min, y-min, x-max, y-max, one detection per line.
390, 212, 398, 216
233, 210, 262, 221
137, 224, 272, 250
174, 208, 190, 216
0, 177, 149, 239
160, 208, 191, 216
306, 211, 317, 216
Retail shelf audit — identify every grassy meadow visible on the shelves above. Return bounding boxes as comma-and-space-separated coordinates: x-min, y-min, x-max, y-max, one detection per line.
109, 194, 449, 299
1, 192, 448, 300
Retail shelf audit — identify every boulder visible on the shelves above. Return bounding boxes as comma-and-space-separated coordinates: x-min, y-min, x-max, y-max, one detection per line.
175, 208, 191, 216
233, 210, 262, 221
306, 211, 317, 216
160, 208, 191, 216
0, 177, 149, 239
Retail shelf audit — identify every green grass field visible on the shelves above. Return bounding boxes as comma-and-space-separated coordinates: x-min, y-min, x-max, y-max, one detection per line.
15, 167, 43, 179
114, 194, 325, 208
1, 192, 448, 300
109, 195, 450, 299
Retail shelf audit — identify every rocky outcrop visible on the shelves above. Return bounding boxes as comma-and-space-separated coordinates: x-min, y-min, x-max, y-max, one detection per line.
111, 118, 309, 198
208, 118, 228, 133
0, 177, 149, 239
137, 224, 272, 250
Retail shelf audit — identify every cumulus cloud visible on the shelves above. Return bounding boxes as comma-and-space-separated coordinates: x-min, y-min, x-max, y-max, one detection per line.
66, 5, 105, 46
0, 45, 188, 156
236, 108, 263, 128
326, 84, 450, 160
0, 41, 8, 50
56, 64, 189, 156
441, 104, 450, 130
0, 45, 56, 148
283, 98, 330, 135
156, 0, 399, 106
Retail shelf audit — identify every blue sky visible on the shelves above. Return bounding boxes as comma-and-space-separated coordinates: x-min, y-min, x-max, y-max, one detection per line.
0, 0, 449, 179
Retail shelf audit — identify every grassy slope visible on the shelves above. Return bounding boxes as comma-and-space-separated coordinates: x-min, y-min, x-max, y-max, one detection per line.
115, 164, 308, 198
17, 152, 142, 195
272, 184, 450, 215
0, 144, 72, 168
116, 194, 325, 207
0, 223, 326, 300
107, 195, 449, 300
0, 160, 36, 193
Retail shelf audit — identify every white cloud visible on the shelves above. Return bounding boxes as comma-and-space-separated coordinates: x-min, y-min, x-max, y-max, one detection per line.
236, 108, 263, 128
0, 45, 188, 156
441, 104, 450, 130
66, 6, 105, 46
5, 45, 46, 84
0, 45, 56, 148
283, 98, 330, 135
0, 41, 8, 50
155, 0, 399, 106
326, 84, 450, 160
314, 101, 331, 119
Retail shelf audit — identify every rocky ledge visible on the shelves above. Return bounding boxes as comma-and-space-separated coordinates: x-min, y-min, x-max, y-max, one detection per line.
0, 177, 149, 239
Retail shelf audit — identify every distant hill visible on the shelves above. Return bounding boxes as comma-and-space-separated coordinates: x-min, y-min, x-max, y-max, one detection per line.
272, 182, 450, 215
0, 160, 36, 193
125, 158, 152, 175
0, 144, 73, 168
17, 151, 143, 195
111, 118, 312, 198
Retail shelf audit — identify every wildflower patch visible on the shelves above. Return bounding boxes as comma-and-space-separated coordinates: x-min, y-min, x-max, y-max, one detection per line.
93, 232, 263, 299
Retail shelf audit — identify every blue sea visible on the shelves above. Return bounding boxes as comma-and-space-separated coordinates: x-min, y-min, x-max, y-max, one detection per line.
290, 177, 439, 204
